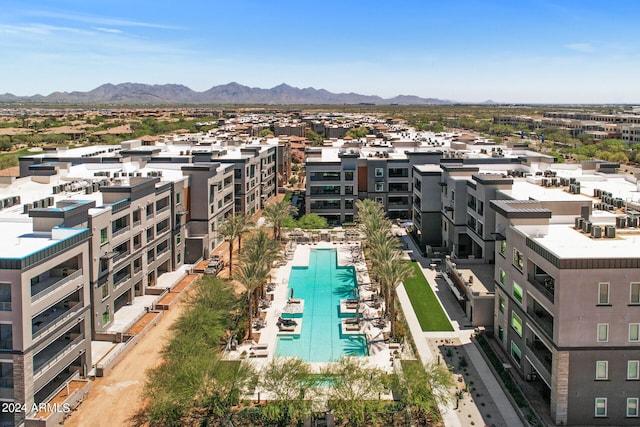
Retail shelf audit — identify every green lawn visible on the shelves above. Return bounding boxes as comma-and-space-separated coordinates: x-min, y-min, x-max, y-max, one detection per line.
402, 261, 453, 332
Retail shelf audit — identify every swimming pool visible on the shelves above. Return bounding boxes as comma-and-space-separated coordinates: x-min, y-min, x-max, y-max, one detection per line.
275, 248, 368, 362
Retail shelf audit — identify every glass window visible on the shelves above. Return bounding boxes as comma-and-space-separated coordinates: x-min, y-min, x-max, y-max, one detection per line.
500, 240, 506, 257
176, 192, 181, 204
100, 227, 108, 244
628, 361, 639, 380
597, 324, 609, 342
631, 283, 640, 304
511, 341, 521, 366
513, 248, 524, 271
499, 268, 506, 286
628, 398, 639, 417
375, 183, 383, 192
344, 171, 354, 180
595, 398, 607, 417
595, 361, 608, 380
374, 168, 383, 177
511, 311, 523, 336
498, 325, 504, 341
101, 283, 109, 300
0, 284, 11, 312
513, 281, 523, 304
102, 309, 110, 325
630, 324, 640, 342
499, 296, 505, 314
598, 283, 609, 305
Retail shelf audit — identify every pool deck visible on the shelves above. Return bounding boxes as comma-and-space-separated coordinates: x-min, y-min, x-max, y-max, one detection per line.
226, 242, 398, 372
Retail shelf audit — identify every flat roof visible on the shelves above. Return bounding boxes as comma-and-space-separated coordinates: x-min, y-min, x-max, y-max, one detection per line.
515, 222, 640, 259
0, 222, 88, 259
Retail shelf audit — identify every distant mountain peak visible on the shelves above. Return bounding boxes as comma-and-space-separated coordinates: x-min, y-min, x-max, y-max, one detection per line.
0, 82, 454, 105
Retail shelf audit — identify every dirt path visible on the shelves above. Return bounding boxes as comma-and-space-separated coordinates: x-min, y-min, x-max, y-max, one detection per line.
64, 300, 188, 427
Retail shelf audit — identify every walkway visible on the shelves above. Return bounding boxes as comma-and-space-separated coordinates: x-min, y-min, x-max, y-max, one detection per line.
395, 225, 524, 427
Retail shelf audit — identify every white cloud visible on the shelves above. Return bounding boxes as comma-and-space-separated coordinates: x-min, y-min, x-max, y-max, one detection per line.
564, 43, 595, 53
95, 27, 122, 34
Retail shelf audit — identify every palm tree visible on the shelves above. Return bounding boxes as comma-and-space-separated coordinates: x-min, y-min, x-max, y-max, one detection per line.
234, 228, 279, 341
234, 260, 268, 342
376, 256, 414, 339
263, 199, 298, 242
218, 213, 254, 276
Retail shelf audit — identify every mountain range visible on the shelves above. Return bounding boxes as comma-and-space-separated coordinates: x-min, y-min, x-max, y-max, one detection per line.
0, 82, 454, 105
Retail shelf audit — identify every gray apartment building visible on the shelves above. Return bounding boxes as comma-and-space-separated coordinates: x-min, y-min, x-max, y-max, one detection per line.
0, 133, 282, 426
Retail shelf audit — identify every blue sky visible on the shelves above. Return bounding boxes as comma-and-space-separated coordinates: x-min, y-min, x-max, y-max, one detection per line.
1, 0, 639, 103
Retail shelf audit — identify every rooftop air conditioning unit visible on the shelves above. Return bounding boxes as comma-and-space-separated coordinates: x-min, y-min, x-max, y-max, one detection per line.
605, 225, 616, 238
582, 220, 592, 233
591, 225, 602, 238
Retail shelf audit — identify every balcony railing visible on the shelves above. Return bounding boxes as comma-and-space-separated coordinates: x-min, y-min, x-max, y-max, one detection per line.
528, 274, 555, 303
0, 377, 13, 389
112, 250, 130, 264
526, 307, 554, 339
32, 302, 83, 339
31, 269, 83, 303
33, 334, 85, 379
526, 337, 552, 373
113, 272, 132, 288
112, 225, 130, 238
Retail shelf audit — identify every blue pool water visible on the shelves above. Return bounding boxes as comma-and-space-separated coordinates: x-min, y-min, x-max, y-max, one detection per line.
275, 249, 368, 362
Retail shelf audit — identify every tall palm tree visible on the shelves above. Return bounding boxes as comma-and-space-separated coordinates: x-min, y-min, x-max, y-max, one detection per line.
263, 199, 298, 242
377, 256, 414, 339
234, 228, 279, 341
219, 213, 254, 276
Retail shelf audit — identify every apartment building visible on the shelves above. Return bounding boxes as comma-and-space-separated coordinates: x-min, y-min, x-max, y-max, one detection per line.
0, 199, 93, 427
492, 195, 640, 425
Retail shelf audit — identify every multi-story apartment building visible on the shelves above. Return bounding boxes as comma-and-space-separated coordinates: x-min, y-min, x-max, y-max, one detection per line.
492, 195, 640, 425
0, 131, 283, 426
0, 199, 93, 427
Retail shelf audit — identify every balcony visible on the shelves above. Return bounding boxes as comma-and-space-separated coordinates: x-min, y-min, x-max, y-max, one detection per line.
113, 268, 132, 289
31, 269, 82, 303
528, 274, 555, 303
112, 225, 130, 238
526, 336, 553, 374
309, 172, 340, 182
526, 303, 554, 340
32, 294, 83, 339
33, 332, 84, 379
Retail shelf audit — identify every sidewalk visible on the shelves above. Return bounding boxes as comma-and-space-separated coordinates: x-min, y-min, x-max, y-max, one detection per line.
396, 227, 524, 427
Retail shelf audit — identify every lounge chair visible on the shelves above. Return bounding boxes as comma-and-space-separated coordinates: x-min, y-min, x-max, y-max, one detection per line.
287, 298, 302, 304
278, 324, 296, 332
346, 324, 360, 331
251, 341, 268, 350
277, 316, 297, 327
249, 350, 269, 358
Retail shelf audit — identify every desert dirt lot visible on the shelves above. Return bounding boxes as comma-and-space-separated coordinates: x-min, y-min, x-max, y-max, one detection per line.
64, 299, 187, 427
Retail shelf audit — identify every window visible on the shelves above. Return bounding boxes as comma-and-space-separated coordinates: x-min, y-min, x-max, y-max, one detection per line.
628, 398, 639, 417
511, 341, 521, 366
500, 240, 506, 257
597, 324, 609, 342
344, 171, 354, 180
101, 283, 109, 300
0, 284, 10, 312
513, 248, 524, 271
598, 282, 609, 305
630, 323, 640, 342
595, 398, 607, 417
628, 361, 639, 380
631, 283, 640, 304
102, 309, 110, 325
499, 268, 506, 286
511, 311, 523, 336
0, 324, 12, 350
374, 168, 383, 177
176, 234, 181, 245
100, 227, 108, 244
375, 183, 383, 192
499, 296, 505, 314
498, 325, 504, 341
513, 281, 523, 304
375, 197, 383, 204
595, 361, 608, 380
